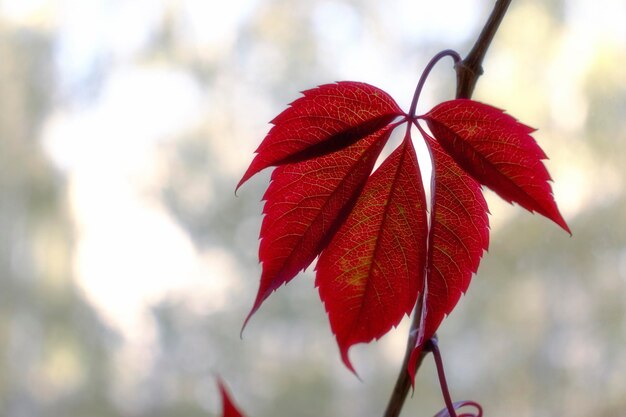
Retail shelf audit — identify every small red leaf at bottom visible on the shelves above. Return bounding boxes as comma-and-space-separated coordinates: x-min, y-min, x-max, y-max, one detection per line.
316, 136, 428, 373
218, 378, 247, 417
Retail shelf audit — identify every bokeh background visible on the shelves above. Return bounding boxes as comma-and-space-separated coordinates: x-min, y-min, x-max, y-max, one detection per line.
1, 0, 625, 416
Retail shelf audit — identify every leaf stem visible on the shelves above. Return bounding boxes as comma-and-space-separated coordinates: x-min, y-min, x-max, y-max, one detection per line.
426, 338, 457, 417
382, 1, 513, 416
407, 50, 461, 119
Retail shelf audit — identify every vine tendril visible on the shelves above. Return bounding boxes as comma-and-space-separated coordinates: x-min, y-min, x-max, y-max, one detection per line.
424, 337, 484, 417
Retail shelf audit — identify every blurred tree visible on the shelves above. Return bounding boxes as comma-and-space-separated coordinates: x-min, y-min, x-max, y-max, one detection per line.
0, 19, 119, 417
157, 1, 626, 417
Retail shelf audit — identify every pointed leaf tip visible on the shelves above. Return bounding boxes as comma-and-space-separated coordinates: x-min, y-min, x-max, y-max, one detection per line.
340, 346, 360, 379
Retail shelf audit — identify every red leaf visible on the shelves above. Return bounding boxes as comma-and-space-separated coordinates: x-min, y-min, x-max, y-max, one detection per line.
244, 126, 393, 326
316, 135, 428, 372
217, 378, 247, 417
409, 136, 489, 379
237, 82, 403, 189
422, 99, 570, 233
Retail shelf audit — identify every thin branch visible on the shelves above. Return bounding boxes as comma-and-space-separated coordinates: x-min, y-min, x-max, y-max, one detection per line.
456, 0, 513, 99
382, 296, 426, 417
382, 1, 512, 416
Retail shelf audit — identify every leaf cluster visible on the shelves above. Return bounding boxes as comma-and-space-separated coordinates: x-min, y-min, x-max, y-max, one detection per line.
238, 80, 568, 378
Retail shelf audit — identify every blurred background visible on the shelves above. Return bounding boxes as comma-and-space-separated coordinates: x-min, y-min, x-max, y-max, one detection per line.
0, 0, 624, 416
